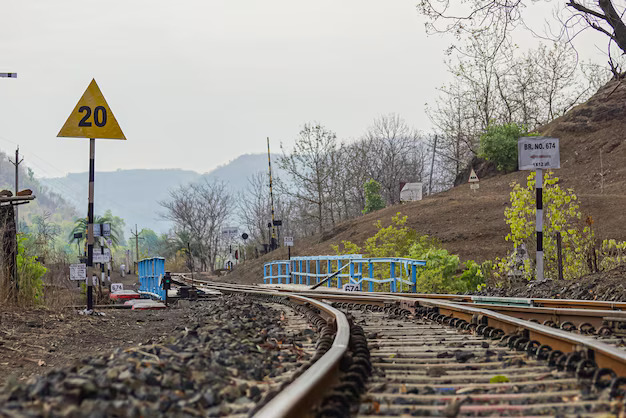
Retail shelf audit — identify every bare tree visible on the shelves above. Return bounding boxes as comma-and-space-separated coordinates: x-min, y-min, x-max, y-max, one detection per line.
237, 172, 296, 250
416, 0, 626, 73
279, 123, 337, 233
159, 178, 231, 272
364, 114, 425, 204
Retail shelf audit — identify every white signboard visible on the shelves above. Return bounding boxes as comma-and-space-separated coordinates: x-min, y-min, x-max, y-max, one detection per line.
468, 168, 479, 183
111, 283, 124, 292
400, 183, 423, 202
518, 137, 560, 170
92, 223, 111, 237
284, 236, 294, 247
470, 183, 480, 190
342, 283, 361, 292
70, 263, 86, 281
93, 248, 111, 263
221, 227, 239, 240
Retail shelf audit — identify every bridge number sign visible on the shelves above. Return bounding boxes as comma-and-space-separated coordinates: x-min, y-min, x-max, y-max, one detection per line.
58, 79, 126, 140
342, 283, 361, 292
518, 137, 560, 170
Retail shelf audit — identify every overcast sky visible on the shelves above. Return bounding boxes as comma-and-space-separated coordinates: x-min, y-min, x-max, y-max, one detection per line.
0, 1, 609, 178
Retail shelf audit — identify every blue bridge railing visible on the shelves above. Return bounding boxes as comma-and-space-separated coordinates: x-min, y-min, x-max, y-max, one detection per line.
139, 257, 166, 300
263, 255, 427, 292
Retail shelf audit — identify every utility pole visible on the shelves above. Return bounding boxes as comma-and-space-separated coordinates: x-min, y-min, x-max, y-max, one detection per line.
130, 224, 143, 275
9, 147, 24, 232
267, 137, 277, 250
428, 135, 438, 196
2, 74, 19, 230
1, 73, 18, 300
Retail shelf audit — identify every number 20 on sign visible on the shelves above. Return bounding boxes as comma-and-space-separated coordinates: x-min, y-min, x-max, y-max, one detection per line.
57, 79, 126, 140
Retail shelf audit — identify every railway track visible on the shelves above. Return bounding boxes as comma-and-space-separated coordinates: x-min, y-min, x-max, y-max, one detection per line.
343, 303, 618, 417
172, 277, 626, 416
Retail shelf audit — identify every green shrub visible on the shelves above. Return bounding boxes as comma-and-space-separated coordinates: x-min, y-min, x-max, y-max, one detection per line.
17, 234, 47, 306
478, 123, 527, 172
362, 179, 386, 214
332, 213, 485, 293
491, 171, 594, 283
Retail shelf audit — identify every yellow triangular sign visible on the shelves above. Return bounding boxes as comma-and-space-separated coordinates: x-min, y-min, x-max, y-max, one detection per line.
468, 168, 479, 183
58, 79, 126, 140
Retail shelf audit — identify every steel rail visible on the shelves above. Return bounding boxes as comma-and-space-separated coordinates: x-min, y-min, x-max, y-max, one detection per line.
253, 293, 349, 418
174, 276, 626, 330
174, 277, 626, 329
232, 285, 626, 377
455, 302, 626, 328
191, 281, 350, 418
177, 277, 626, 409
415, 298, 626, 376
214, 278, 626, 311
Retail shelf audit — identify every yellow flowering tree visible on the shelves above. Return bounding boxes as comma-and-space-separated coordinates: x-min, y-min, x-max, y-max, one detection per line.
493, 171, 594, 282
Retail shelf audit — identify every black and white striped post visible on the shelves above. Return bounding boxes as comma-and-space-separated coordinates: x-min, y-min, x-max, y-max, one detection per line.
535, 168, 544, 281
87, 138, 95, 310
518, 136, 560, 281
57, 79, 126, 312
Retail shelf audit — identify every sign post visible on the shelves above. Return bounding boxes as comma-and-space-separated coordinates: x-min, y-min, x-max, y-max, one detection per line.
468, 168, 479, 191
70, 263, 87, 281
284, 236, 294, 260
58, 79, 126, 310
518, 136, 560, 281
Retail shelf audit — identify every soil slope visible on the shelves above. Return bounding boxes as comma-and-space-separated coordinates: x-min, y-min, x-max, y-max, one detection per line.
227, 79, 626, 285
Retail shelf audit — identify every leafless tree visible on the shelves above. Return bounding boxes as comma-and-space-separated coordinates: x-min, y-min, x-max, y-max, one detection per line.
364, 114, 426, 204
159, 178, 232, 272
237, 172, 296, 250
279, 123, 338, 233
427, 36, 607, 188
416, 0, 626, 74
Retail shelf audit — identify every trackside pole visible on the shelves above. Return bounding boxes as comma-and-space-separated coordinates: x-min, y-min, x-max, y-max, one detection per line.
536, 168, 543, 281
87, 138, 95, 310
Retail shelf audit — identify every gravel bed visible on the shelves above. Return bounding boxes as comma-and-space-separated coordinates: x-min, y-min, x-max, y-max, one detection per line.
0, 295, 316, 417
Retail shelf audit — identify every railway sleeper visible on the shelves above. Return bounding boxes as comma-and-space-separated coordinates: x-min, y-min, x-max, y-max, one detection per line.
332, 301, 626, 416
417, 305, 626, 400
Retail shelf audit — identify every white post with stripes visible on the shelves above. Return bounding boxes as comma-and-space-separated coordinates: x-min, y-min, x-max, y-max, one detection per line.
535, 168, 543, 281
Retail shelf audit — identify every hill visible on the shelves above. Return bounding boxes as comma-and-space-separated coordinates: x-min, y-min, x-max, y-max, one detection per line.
227, 79, 626, 284
0, 149, 77, 227
40, 153, 282, 233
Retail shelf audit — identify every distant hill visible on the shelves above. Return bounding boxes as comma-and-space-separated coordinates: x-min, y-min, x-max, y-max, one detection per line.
0, 149, 78, 227
40, 153, 282, 233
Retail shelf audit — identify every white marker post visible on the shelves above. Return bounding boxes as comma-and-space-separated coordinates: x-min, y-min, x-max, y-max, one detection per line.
518, 137, 560, 281
468, 168, 479, 191
284, 236, 294, 260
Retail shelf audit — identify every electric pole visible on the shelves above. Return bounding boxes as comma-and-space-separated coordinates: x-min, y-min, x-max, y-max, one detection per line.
2, 72, 19, 300
130, 224, 143, 275
9, 147, 23, 232
428, 134, 438, 195
267, 137, 277, 250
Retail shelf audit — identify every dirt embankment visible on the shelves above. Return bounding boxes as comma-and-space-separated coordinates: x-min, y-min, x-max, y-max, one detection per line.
476, 264, 626, 301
